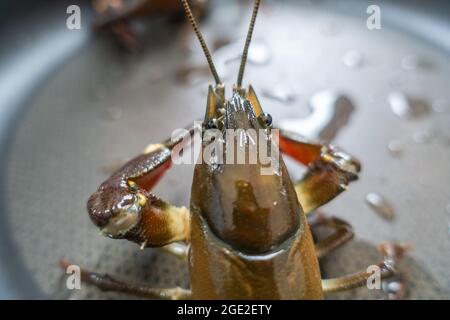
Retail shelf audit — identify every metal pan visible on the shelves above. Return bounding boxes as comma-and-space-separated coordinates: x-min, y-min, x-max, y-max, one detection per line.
0, 0, 449, 299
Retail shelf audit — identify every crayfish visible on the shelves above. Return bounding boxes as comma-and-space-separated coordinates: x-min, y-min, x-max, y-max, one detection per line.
92, 0, 209, 51
67, 0, 396, 299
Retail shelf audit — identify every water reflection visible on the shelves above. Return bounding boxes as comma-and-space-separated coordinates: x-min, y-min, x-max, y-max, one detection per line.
280, 90, 355, 141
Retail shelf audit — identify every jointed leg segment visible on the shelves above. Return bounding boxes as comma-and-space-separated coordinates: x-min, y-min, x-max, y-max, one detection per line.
87, 128, 195, 249
160, 243, 189, 260
279, 129, 396, 293
60, 260, 191, 300
321, 261, 395, 293
279, 129, 360, 215
310, 215, 354, 259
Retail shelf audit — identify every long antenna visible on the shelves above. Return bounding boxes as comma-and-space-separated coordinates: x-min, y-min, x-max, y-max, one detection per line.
237, 0, 262, 88
180, 0, 221, 85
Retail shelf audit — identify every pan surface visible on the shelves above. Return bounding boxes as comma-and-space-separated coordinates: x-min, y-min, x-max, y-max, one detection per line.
0, 0, 449, 299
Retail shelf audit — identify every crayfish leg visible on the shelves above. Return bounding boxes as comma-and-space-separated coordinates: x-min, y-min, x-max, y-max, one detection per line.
279, 129, 361, 215
87, 129, 195, 249
160, 242, 188, 260
59, 260, 191, 300
321, 261, 395, 294
309, 215, 354, 259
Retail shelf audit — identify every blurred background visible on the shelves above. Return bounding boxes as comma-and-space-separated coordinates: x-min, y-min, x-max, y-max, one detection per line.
0, 0, 449, 299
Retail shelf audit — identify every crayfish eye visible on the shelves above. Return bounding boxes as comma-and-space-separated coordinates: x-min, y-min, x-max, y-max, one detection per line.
258, 112, 273, 128
207, 118, 224, 130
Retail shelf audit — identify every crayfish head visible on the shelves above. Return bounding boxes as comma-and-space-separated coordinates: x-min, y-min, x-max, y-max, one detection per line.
203, 85, 272, 133
192, 85, 302, 254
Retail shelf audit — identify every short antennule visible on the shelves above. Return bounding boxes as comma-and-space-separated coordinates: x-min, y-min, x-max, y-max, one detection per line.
237, 0, 262, 88
180, 0, 222, 85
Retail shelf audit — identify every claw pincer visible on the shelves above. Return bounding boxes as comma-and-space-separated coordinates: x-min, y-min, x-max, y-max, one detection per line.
87, 144, 189, 247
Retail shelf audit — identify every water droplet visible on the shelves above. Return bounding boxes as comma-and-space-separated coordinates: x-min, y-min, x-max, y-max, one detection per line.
387, 140, 403, 156
446, 204, 450, 214
412, 129, 433, 144
342, 50, 364, 69
388, 92, 430, 119
365, 192, 395, 221
432, 99, 449, 113
211, 41, 271, 79
176, 65, 210, 85
262, 84, 296, 104
105, 106, 123, 121
383, 280, 408, 300
212, 37, 232, 51
248, 42, 271, 65
401, 55, 420, 71
321, 22, 340, 37
280, 91, 355, 141
448, 222, 450, 237
401, 54, 432, 71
